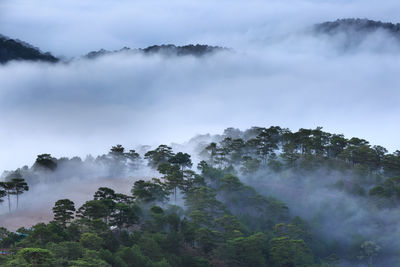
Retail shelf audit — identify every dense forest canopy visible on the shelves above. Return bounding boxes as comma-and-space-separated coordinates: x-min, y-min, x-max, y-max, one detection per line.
0, 126, 399, 266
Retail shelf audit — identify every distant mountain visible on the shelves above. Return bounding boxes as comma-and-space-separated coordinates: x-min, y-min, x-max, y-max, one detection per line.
0, 34, 58, 64
314, 18, 400, 42
85, 44, 227, 59
315, 18, 400, 35
313, 19, 400, 50
4, 18, 399, 64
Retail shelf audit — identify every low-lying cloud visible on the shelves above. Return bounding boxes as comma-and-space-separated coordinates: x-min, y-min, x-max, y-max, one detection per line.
1, 30, 400, 171
1, 0, 400, 171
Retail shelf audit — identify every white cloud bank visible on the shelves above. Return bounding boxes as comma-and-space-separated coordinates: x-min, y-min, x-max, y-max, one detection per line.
0, 0, 400, 171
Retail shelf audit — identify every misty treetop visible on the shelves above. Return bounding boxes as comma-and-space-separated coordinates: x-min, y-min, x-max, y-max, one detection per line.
1, 126, 400, 266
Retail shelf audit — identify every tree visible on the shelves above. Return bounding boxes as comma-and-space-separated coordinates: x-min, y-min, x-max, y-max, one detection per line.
68, 250, 111, 267
382, 151, 400, 177
0, 181, 14, 212
7, 248, 55, 267
195, 227, 221, 254
107, 145, 128, 176
33, 154, 57, 171
80, 233, 104, 250
168, 152, 192, 170
77, 200, 110, 222
214, 215, 247, 238
254, 126, 281, 165
46, 241, 83, 266
94, 187, 116, 201
358, 241, 380, 267
328, 134, 348, 158
110, 202, 141, 231
116, 245, 153, 267
184, 186, 225, 220
10, 177, 29, 209
110, 144, 125, 155
226, 232, 267, 267
131, 179, 169, 204
203, 142, 218, 164
269, 236, 313, 267
158, 163, 184, 203
53, 199, 76, 228
0, 189, 6, 204
125, 149, 141, 170
240, 156, 261, 175
93, 187, 118, 222
144, 145, 174, 168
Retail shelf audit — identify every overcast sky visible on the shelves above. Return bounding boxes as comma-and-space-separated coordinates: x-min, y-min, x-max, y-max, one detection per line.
1, 0, 400, 57
0, 0, 400, 171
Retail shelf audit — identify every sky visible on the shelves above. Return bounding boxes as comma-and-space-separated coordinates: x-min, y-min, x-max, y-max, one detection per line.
1, 0, 400, 171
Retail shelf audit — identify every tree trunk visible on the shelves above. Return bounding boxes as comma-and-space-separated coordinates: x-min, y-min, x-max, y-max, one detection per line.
16, 193, 19, 209
174, 187, 177, 204
7, 191, 10, 213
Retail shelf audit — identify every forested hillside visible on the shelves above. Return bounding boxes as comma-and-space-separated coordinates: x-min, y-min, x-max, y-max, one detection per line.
0, 35, 58, 64
314, 19, 400, 50
315, 19, 400, 36
0, 126, 399, 266
86, 45, 226, 59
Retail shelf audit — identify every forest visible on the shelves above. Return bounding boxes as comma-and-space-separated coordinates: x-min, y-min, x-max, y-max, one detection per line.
0, 126, 399, 267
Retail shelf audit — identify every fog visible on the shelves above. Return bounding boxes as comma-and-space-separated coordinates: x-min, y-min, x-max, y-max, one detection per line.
243, 166, 400, 266
1, 0, 400, 171
1, 30, 400, 171
1, 1, 400, 266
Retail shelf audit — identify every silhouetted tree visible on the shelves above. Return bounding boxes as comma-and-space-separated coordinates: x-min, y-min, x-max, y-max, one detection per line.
33, 154, 57, 171
0, 181, 14, 212
168, 152, 192, 170
144, 145, 174, 168
53, 199, 76, 228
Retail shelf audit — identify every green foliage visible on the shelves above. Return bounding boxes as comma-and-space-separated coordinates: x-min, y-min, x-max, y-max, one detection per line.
69, 250, 111, 267
269, 236, 313, 267
80, 233, 104, 250
53, 199, 76, 228
226, 232, 267, 267
46, 241, 84, 265
6, 126, 400, 266
7, 248, 55, 267
116, 245, 153, 267
169, 152, 193, 170
33, 154, 58, 171
132, 179, 169, 204
145, 145, 175, 169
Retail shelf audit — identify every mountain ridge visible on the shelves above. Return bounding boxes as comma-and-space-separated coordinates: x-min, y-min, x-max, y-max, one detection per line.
2, 18, 400, 64
0, 34, 59, 64
85, 44, 227, 59
315, 18, 400, 35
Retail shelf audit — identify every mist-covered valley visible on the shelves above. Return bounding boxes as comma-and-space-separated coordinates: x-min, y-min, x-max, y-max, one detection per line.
1, 0, 400, 266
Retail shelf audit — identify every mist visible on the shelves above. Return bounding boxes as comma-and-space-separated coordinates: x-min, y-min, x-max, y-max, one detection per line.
244, 167, 400, 266
1, 0, 400, 171
1, 30, 400, 171
2, 1, 400, 266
